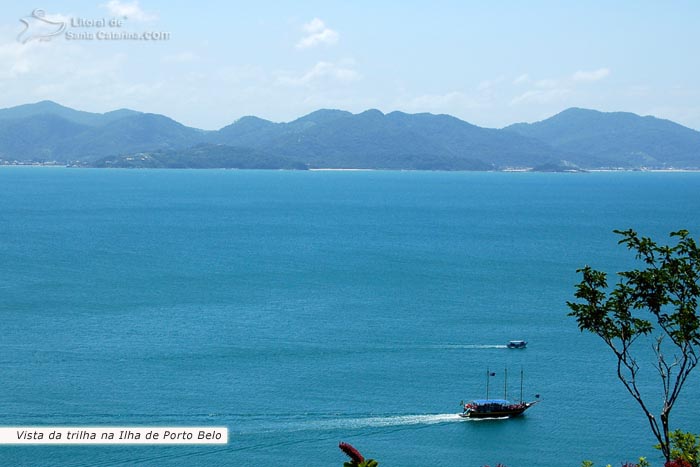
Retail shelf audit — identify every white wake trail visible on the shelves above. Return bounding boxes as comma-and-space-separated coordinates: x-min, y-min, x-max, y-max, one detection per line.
337, 413, 463, 429
240, 413, 465, 435
429, 344, 508, 349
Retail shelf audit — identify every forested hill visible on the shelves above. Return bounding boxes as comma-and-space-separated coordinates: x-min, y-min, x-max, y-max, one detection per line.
2, 101, 699, 170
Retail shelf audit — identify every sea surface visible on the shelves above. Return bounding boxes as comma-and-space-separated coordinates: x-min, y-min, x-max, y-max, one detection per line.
1, 168, 699, 466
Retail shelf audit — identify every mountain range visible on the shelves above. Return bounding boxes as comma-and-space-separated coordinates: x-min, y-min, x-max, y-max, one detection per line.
1, 100, 699, 170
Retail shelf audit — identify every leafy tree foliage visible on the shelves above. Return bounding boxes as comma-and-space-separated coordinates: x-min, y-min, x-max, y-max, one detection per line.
568, 229, 700, 463
661, 430, 700, 467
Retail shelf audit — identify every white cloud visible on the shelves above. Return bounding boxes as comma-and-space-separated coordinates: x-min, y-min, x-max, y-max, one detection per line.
572, 67, 610, 82
0, 47, 29, 78
510, 88, 571, 106
0, 39, 66, 79
513, 73, 530, 85
295, 18, 339, 49
0, 35, 132, 106
277, 61, 360, 87
509, 68, 609, 106
102, 1, 157, 21
395, 88, 503, 121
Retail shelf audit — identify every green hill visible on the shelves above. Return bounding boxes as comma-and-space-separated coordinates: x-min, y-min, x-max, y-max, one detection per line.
92, 144, 308, 170
2, 101, 699, 170
505, 107, 700, 169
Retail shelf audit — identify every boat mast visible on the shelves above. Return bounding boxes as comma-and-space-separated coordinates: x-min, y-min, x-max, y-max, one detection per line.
486, 368, 490, 399
520, 368, 524, 403
504, 368, 508, 400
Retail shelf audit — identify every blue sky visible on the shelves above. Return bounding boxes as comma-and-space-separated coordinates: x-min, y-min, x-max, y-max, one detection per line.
1, 1, 699, 130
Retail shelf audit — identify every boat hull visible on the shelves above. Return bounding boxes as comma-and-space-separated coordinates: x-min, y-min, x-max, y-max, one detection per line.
506, 341, 527, 349
458, 407, 527, 419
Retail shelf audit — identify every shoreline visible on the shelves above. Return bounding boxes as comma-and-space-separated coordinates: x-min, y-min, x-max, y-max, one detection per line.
2, 163, 700, 173
308, 168, 377, 171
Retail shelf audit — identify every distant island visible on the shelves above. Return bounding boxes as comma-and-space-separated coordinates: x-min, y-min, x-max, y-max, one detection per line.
1, 101, 700, 171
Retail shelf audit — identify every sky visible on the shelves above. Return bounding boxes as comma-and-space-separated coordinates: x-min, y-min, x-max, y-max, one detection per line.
1, 1, 699, 130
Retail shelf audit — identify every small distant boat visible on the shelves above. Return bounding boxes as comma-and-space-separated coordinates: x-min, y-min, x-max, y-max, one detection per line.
507, 340, 527, 349
459, 369, 539, 419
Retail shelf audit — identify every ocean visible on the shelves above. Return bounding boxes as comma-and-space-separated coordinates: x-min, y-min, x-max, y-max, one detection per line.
1, 167, 699, 466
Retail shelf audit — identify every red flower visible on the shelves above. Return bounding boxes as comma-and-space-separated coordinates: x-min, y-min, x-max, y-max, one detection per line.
339, 442, 365, 463
665, 459, 692, 467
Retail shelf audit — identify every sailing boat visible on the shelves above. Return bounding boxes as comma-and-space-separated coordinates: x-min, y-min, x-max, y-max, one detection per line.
459, 368, 539, 419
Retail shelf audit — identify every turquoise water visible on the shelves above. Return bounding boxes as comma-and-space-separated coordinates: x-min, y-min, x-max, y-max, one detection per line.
1, 168, 699, 466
